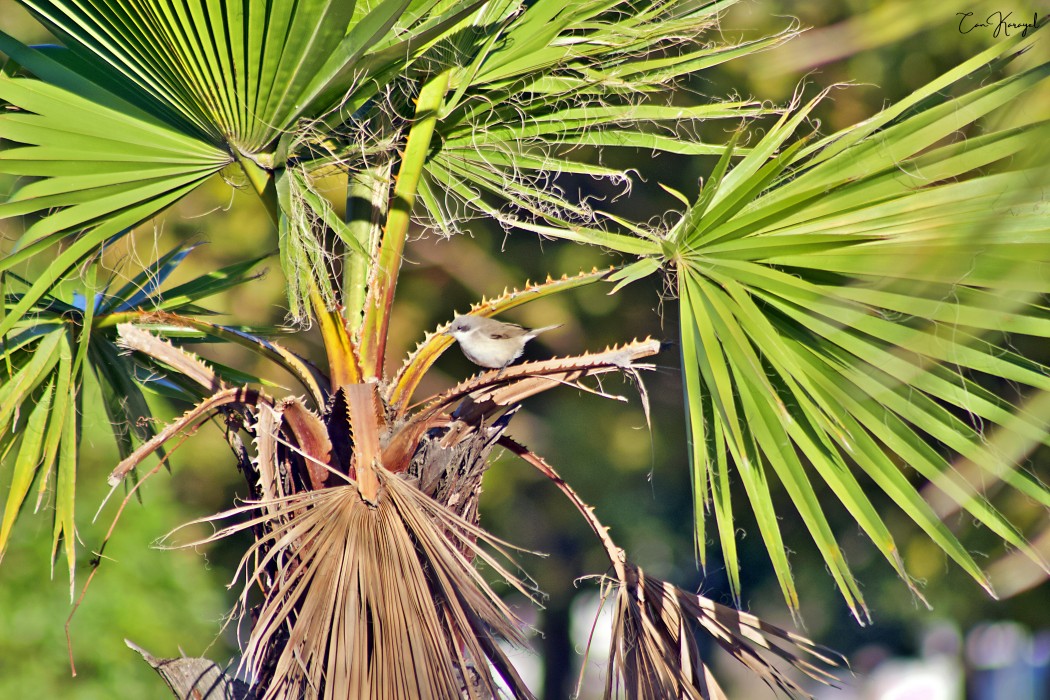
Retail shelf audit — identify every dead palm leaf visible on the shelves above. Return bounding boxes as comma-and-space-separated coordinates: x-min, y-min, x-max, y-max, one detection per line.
605, 564, 844, 700
170, 471, 537, 700
500, 437, 844, 700
112, 314, 839, 700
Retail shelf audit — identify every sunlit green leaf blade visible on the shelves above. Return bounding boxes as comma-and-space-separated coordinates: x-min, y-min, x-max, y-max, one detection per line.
0, 378, 54, 557
669, 45, 1050, 609
681, 271, 801, 612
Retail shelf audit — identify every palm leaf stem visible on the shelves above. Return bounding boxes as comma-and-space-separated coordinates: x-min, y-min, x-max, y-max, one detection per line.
360, 68, 452, 379
236, 143, 356, 390
498, 435, 626, 575
343, 165, 390, 332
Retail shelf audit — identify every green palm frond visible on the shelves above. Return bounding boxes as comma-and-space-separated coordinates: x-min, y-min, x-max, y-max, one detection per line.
0, 0, 478, 331
0, 35, 229, 339
17, 0, 355, 149
0, 246, 265, 590
295, 0, 784, 338
662, 43, 1050, 619
418, 0, 782, 243
0, 61, 230, 251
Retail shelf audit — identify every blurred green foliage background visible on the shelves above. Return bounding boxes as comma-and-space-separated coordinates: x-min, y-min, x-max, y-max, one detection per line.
1, 1, 1047, 697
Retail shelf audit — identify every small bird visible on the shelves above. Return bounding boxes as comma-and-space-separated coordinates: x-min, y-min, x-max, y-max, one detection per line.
443, 315, 562, 369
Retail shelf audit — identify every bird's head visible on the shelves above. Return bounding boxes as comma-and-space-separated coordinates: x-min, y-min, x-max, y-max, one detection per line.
444, 315, 478, 339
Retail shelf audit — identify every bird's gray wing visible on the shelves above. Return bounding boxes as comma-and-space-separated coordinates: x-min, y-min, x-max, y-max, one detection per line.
487, 325, 524, 339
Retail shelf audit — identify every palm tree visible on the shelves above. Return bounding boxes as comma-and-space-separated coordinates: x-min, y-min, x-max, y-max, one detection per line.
1, 1, 1048, 697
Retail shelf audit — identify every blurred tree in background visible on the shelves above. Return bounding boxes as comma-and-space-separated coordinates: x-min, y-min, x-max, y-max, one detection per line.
1, 1, 1048, 698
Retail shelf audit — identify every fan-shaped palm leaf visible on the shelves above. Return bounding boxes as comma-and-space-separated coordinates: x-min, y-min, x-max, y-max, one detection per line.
0, 246, 265, 591
0, 0, 474, 331
417, 0, 782, 244
613, 34, 1050, 619
417, 15, 1050, 621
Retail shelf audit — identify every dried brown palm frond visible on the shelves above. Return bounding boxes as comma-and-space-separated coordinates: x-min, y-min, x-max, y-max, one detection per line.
605, 564, 844, 700
499, 437, 845, 700
111, 323, 668, 699
172, 469, 537, 700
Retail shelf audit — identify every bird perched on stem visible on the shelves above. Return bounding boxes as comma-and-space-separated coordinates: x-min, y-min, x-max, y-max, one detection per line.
444, 315, 561, 369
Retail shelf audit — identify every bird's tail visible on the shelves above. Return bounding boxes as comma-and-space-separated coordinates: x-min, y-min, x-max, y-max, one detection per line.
528, 323, 563, 338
